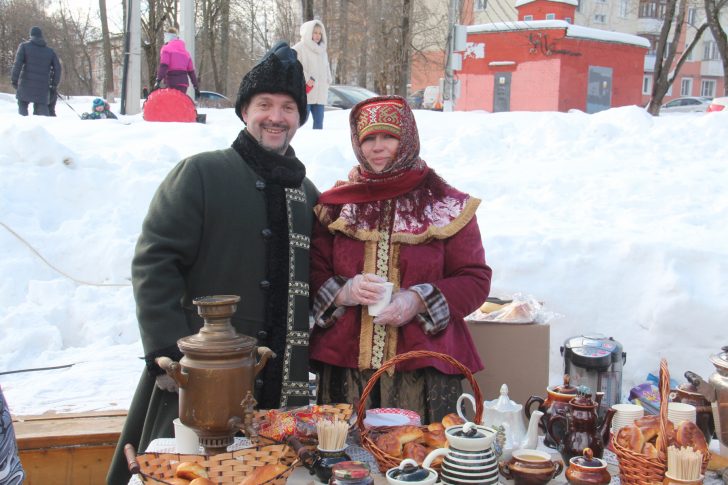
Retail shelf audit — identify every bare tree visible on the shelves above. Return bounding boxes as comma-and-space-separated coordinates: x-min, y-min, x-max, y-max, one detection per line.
646, 0, 687, 115
0, 0, 50, 91
704, 0, 728, 95
140, 0, 176, 90
301, 0, 313, 21
55, 3, 98, 94
99, 0, 115, 99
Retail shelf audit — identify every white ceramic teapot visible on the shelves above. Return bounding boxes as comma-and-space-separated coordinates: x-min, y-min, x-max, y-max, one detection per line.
456, 384, 543, 459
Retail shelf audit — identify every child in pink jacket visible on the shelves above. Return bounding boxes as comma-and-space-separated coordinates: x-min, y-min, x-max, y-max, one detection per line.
155, 28, 199, 97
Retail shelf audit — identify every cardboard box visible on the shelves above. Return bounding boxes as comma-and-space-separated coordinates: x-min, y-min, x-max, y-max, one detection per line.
462, 321, 550, 415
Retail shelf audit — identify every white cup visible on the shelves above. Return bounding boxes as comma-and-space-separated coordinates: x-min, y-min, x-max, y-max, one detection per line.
368, 282, 394, 316
667, 402, 697, 425
174, 418, 201, 454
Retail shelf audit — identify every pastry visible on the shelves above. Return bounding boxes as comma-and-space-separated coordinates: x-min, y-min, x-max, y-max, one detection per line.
479, 301, 504, 314
426, 422, 444, 432
499, 301, 532, 322
642, 442, 658, 459
167, 479, 191, 485
675, 420, 708, 453
237, 464, 289, 485
376, 432, 403, 457
376, 425, 424, 457
190, 479, 216, 485
403, 441, 428, 464
616, 425, 645, 453
441, 413, 464, 429
175, 461, 208, 480
423, 428, 447, 448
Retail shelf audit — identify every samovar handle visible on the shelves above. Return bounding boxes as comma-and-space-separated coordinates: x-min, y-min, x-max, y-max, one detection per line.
155, 356, 189, 387
254, 346, 276, 376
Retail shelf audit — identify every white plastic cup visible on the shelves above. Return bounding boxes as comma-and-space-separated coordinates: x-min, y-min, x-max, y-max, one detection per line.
174, 418, 201, 454
368, 282, 394, 316
667, 402, 697, 425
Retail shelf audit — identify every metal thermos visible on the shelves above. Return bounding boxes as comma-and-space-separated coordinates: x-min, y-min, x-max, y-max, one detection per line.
561, 334, 626, 416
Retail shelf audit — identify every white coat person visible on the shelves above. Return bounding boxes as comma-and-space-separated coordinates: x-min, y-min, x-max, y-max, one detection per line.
293, 20, 332, 129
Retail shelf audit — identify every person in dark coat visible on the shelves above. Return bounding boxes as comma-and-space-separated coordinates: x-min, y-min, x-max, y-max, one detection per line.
11, 26, 61, 117
32, 63, 58, 116
106, 41, 317, 485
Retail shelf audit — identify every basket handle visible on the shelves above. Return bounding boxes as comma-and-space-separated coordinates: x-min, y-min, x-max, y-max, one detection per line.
657, 358, 670, 460
354, 350, 484, 430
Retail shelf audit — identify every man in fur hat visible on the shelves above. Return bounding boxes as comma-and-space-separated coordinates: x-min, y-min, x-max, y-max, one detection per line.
106, 41, 317, 485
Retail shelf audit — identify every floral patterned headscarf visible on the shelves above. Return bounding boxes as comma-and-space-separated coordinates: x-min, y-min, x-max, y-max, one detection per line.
350, 96, 422, 175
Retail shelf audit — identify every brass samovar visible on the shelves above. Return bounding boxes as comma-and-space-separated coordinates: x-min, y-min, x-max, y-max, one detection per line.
156, 295, 274, 454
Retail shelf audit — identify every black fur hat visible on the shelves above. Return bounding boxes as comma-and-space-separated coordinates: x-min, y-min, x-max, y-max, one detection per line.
30, 26, 43, 37
235, 41, 308, 126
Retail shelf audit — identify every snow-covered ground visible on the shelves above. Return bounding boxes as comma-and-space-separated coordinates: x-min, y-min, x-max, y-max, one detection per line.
1, 92, 726, 415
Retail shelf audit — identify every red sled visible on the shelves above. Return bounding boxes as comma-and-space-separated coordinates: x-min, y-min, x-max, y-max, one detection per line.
143, 88, 205, 123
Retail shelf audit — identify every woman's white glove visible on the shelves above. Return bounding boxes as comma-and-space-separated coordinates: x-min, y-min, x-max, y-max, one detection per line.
155, 374, 179, 393
334, 273, 387, 307
373, 290, 426, 327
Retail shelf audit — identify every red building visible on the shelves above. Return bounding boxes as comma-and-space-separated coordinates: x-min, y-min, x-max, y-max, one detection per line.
455, 0, 649, 113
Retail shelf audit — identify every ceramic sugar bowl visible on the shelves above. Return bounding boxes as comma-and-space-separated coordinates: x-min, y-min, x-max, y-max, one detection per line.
565, 448, 611, 485
386, 459, 437, 485
499, 449, 564, 485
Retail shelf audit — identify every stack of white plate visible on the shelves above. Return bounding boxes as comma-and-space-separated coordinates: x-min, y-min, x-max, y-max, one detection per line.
611, 403, 645, 434
667, 402, 697, 425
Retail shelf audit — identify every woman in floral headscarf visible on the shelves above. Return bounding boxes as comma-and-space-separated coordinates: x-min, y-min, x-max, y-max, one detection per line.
309, 96, 492, 423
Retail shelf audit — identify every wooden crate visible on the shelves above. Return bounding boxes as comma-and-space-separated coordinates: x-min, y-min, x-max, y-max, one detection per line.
13, 410, 126, 485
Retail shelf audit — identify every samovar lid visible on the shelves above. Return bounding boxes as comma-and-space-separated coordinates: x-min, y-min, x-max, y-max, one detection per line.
179, 295, 257, 354
710, 346, 728, 372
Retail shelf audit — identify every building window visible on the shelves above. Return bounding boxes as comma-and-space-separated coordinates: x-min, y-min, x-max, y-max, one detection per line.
701, 79, 716, 97
594, 13, 607, 23
685, 43, 693, 61
565, 17, 573, 23
680, 78, 693, 96
524, 14, 534, 21
704, 41, 718, 60
643, 75, 651, 94
639, 0, 667, 19
620, 0, 630, 17
642, 34, 658, 55
687, 7, 696, 25
474, 0, 488, 11
546, 13, 556, 20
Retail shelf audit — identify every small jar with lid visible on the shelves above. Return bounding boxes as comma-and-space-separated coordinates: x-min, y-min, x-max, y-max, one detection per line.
329, 460, 374, 485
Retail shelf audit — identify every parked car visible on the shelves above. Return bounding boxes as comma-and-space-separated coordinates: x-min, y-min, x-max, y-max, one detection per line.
407, 89, 425, 109
422, 85, 443, 111
196, 90, 234, 109
660, 96, 712, 113
707, 96, 728, 112
326, 85, 379, 110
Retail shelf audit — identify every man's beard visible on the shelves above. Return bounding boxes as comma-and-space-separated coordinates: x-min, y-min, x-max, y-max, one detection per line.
255, 122, 292, 154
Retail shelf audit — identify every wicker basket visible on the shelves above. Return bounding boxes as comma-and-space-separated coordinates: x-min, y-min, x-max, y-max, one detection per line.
355, 350, 484, 473
612, 359, 710, 485
127, 443, 297, 485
